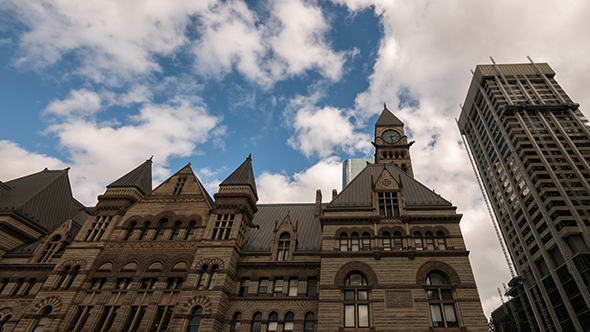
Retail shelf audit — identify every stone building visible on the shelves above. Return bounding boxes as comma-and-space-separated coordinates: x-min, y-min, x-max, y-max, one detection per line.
0, 107, 487, 331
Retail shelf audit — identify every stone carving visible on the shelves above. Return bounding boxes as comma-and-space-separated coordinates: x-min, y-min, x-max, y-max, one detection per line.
384, 290, 414, 309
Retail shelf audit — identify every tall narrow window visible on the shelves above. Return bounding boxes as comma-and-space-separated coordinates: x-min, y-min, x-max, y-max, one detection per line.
231, 312, 242, 332
10, 279, 24, 296
68, 306, 93, 332
239, 279, 249, 296
0, 314, 12, 331
151, 306, 174, 332
22, 278, 36, 296
288, 278, 298, 296
307, 278, 317, 297
382, 232, 391, 250
273, 279, 284, 297
258, 278, 269, 296
138, 221, 151, 241
38, 235, 62, 263
54, 266, 70, 289
212, 214, 234, 240
173, 177, 186, 195
170, 221, 181, 240
340, 233, 348, 251
208, 265, 218, 290
153, 219, 168, 240
426, 272, 458, 328
343, 273, 369, 328
393, 232, 403, 250
351, 233, 359, 251
185, 221, 196, 240
251, 312, 262, 332
362, 232, 371, 251
414, 232, 424, 250
96, 306, 120, 332
187, 306, 202, 332
32, 306, 52, 332
425, 232, 435, 250
277, 233, 290, 261
436, 231, 447, 250
197, 266, 208, 290
122, 306, 146, 332
378, 192, 400, 217
284, 312, 295, 332
63, 265, 80, 290
304, 312, 315, 332
124, 221, 137, 241
268, 312, 278, 332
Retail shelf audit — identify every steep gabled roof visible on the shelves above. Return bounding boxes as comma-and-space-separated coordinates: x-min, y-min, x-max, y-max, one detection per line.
327, 163, 452, 209
376, 105, 403, 126
107, 159, 153, 195
220, 155, 258, 200
0, 168, 85, 230
243, 203, 324, 254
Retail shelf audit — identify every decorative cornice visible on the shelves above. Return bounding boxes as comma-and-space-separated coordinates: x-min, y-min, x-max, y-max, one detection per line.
0, 263, 56, 271
237, 261, 321, 269
320, 250, 469, 259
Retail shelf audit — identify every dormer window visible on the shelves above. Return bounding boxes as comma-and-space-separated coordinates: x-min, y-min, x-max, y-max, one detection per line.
378, 192, 399, 217
277, 233, 290, 261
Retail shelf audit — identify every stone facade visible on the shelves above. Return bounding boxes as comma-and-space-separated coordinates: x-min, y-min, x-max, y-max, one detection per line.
0, 107, 487, 331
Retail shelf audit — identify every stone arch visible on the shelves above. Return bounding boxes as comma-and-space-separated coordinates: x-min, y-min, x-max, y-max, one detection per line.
31, 296, 62, 314
171, 261, 189, 272
377, 226, 406, 236
96, 261, 113, 273
58, 259, 86, 271
195, 258, 224, 271
146, 261, 163, 272
415, 261, 461, 285
334, 261, 378, 286
0, 300, 23, 317
187, 214, 203, 225
180, 295, 212, 315
121, 261, 138, 272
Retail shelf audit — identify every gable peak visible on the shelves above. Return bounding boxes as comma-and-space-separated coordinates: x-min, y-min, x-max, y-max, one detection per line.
107, 158, 153, 195
220, 155, 258, 200
376, 104, 403, 127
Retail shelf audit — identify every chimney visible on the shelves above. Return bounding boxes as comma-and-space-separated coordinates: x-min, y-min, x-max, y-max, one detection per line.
315, 190, 322, 216
332, 189, 338, 200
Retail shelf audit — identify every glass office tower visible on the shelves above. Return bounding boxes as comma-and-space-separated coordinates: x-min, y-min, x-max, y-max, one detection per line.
458, 61, 590, 332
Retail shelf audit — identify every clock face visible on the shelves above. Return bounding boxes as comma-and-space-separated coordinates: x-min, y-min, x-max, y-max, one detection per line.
382, 130, 401, 144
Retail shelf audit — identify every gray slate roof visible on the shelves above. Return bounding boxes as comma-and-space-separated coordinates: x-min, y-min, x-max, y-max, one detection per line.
327, 163, 452, 209
107, 159, 152, 195
242, 204, 323, 254
376, 106, 404, 126
0, 169, 86, 231
220, 156, 258, 200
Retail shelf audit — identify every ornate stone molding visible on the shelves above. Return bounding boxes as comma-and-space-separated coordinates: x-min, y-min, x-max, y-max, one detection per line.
415, 261, 461, 285
333, 261, 378, 285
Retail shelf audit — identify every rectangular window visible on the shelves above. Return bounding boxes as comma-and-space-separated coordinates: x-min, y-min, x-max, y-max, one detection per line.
123, 306, 147, 332
68, 306, 93, 332
345, 304, 355, 327
258, 278, 268, 296
85, 216, 113, 242
173, 177, 186, 195
307, 278, 317, 297
273, 279, 284, 297
212, 214, 235, 240
151, 306, 174, 332
288, 279, 298, 296
96, 306, 119, 332
378, 192, 399, 218
239, 279, 250, 296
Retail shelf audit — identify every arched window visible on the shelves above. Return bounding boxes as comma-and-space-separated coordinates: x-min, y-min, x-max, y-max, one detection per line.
187, 306, 202, 332
251, 312, 262, 332
414, 232, 423, 250
304, 312, 315, 332
230, 312, 242, 332
268, 312, 278, 332
277, 233, 290, 261
343, 273, 369, 328
382, 232, 391, 250
340, 233, 348, 251
153, 219, 168, 240
208, 265, 218, 290
197, 265, 208, 290
54, 265, 70, 289
0, 313, 12, 330
32, 306, 52, 332
185, 221, 196, 240
351, 233, 360, 251
284, 312, 294, 332
426, 271, 458, 328
123, 221, 137, 241
362, 232, 371, 251
170, 221, 182, 240
393, 231, 403, 250
63, 265, 80, 290
437, 231, 447, 250
425, 232, 435, 250
138, 221, 151, 241
38, 235, 62, 263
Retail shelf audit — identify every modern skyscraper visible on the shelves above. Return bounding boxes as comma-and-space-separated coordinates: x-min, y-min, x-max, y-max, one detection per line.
459, 60, 590, 332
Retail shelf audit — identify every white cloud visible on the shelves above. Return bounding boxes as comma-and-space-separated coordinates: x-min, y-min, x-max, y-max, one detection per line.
0, 141, 66, 182
44, 89, 103, 117
257, 157, 342, 203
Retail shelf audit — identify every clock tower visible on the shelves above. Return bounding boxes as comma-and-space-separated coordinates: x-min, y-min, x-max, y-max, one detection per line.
373, 104, 414, 178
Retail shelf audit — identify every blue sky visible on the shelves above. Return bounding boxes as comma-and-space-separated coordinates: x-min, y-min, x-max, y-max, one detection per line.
2, 0, 590, 318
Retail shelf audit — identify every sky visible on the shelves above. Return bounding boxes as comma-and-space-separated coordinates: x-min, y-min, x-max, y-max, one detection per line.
1, 0, 590, 319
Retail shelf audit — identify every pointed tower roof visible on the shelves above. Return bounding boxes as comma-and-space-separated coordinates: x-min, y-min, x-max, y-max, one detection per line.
107, 158, 153, 195
376, 104, 403, 126
220, 155, 258, 200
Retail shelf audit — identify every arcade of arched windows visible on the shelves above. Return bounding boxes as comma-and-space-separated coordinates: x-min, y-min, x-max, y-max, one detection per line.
119, 214, 203, 242
336, 227, 452, 251
223, 310, 316, 332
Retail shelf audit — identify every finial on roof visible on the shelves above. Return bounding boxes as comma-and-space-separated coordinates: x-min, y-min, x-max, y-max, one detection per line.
248, 153, 252, 160
384, 102, 387, 109
148, 156, 153, 162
